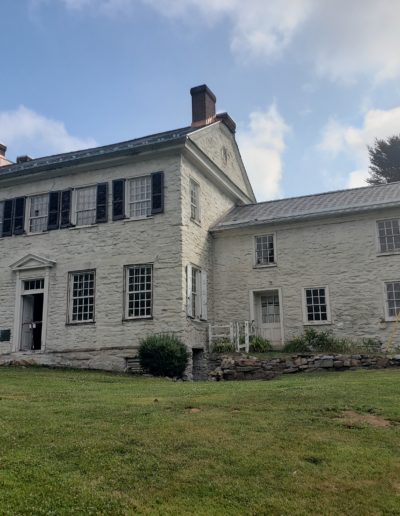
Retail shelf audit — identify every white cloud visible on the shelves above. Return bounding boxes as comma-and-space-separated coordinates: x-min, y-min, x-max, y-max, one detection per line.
319, 106, 400, 188
41, 0, 400, 83
238, 104, 290, 201
0, 106, 97, 161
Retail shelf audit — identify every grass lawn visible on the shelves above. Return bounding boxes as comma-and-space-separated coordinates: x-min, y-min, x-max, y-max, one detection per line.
0, 368, 399, 515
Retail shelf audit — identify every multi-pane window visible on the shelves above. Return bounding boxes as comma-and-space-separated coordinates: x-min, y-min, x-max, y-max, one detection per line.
255, 235, 275, 265
76, 186, 97, 226
29, 194, 49, 233
24, 279, 45, 291
187, 264, 207, 320
385, 282, 400, 319
261, 293, 280, 323
126, 265, 153, 319
190, 179, 200, 222
377, 219, 400, 253
69, 271, 95, 323
0, 201, 4, 237
304, 287, 330, 323
128, 176, 151, 218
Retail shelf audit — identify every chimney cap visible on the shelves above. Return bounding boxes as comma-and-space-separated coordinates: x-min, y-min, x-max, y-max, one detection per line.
0, 143, 6, 157
190, 84, 217, 103
16, 155, 33, 164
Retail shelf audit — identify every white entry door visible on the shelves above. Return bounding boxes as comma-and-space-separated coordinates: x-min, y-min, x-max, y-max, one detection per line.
256, 290, 282, 347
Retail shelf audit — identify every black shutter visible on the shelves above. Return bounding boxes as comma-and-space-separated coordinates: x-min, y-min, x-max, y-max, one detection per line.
112, 179, 125, 220
47, 192, 60, 230
60, 190, 72, 228
96, 183, 108, 223
2, 199, 14, 237
151, 171, 164, 215
13, 197, 25, 235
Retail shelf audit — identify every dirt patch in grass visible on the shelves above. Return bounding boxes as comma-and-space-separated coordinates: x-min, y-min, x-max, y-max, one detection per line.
339, 410, 392, 428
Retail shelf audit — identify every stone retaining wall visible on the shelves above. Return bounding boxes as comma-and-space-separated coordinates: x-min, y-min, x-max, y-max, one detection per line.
208, 353, 400, 381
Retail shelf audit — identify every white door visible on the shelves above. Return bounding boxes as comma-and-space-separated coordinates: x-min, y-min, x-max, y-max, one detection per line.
257, 291, 282, 347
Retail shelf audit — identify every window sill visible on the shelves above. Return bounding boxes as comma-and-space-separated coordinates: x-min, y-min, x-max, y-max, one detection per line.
123, 316, 153, 322
190, 218, 202, 227
66, 321, 96, 326
303, 321, 332, 326
376, 251, 400, 257
69, 224, 98, 231
123, 216, 153, 224
253, 263, 277, 269
187, 316, 208, 323
24, 231, 50, 238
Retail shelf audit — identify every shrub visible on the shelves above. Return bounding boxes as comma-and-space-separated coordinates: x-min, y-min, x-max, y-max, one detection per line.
212, 339, 235, 353
139, 334, 189, 378
249, 335, 272, 353
359, 338, 382, 353
283, 328, 351, 354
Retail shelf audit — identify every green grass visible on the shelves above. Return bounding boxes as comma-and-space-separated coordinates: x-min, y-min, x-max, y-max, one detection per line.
0, 368, 399, 515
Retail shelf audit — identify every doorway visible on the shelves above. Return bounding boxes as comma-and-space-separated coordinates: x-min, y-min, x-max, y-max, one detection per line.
254, 290, 283, 348
20, 279, 45, 351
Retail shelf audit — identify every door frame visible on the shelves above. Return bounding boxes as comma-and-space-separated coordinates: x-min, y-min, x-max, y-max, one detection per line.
249, 287, 284, 347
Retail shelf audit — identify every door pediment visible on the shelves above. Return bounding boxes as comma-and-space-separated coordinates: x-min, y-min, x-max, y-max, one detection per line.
10, 254, 56, 272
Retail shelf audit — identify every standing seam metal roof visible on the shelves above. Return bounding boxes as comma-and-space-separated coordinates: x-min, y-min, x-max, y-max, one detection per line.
212, 181, 400, 230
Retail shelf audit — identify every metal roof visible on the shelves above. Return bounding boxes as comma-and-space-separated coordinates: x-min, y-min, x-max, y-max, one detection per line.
0, 126, 197, 179
212, 182, 400, 231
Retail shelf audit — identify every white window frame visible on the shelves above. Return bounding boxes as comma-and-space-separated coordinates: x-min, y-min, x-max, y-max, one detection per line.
72, 185, 97, 227
124, 264, 153, 320
376, 218, 400, 255
126, 175, 152, 220
383, 280, 400, 321
27, 194, 49, 234
67, 270, 96, 324
254, 233, 277, 267
302, 286, 331, 325
187, 264, 207, 321
189, 179, 201, 223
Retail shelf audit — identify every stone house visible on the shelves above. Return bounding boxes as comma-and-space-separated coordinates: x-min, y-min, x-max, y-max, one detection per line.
1, 84, 400, 376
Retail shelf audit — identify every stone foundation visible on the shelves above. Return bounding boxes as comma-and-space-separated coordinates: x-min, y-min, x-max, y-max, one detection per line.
208, 353, 400, 381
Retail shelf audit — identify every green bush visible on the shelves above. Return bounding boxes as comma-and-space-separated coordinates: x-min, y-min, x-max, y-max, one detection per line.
283, 328, 351, 354
249, 335, 272, 353
359, 338, 382, 353
139, 334, 189, 378
212, 339, 235, 353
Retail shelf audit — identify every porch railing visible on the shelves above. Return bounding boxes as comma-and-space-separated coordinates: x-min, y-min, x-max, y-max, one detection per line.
208, 321, 255, 353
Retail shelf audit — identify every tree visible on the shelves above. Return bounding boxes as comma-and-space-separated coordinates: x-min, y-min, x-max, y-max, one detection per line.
366, 135, 400, 185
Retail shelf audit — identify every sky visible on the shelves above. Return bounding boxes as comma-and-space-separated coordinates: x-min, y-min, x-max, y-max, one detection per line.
1, 0, 400, 202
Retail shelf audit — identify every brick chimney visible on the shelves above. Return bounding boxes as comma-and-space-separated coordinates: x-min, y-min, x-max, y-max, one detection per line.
190, 84, 217, 127
0, 143, 12, 167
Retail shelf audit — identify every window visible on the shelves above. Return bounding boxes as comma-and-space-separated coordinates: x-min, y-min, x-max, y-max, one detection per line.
377, 219, 400, 253
304, 287, 330, 323
76, 186, 97, 226
125, 265, 153, 319
128, 176, 151, 218
385, 281, 400, 320
29, 194, 49, 233
24, 279, 44, 291
190, 179, 200, 222
68, 271, 95, 323
261, 293, 280, 323
0, 201, 3, 237
187, 264, 207, 320
255, 235, 275, 265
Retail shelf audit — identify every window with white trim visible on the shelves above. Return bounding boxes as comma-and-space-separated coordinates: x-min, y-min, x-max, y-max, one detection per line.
190, 179, 200, 222
128, 176, 151, 218
304, 287, 330, 323
385, 281, 400, 319
76, 186, 97, 226
68, 271, 95, 323
187, 264, 207, 320
0, 201, 4, 236
125, 264, 153, 319
377, 219, 400, 253
255, 235, 275, 265
29, 194, 49, 233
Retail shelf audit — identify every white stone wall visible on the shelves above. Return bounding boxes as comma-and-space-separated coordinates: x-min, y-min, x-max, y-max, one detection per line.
212, 208, 400, 348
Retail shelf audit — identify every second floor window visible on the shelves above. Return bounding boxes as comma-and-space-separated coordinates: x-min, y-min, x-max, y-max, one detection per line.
377, 219, 400, 253
190, 179, 200, 222
255, 235, 275, 265
29, 194, 49, 233
76, 186, 97, 226
128, 176, 152, 218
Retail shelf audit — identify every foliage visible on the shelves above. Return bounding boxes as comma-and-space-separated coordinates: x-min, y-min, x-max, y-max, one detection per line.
138, 334, 189, 377
283, 328, 351, 353
366, 135, 400, 185
249, 335, 272, 353
0, 368, 399, 514
212, 339, 235, 353
358, 337, 382, 353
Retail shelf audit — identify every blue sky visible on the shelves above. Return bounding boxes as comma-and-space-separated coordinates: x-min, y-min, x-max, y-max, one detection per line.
1, 0, 400, 201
